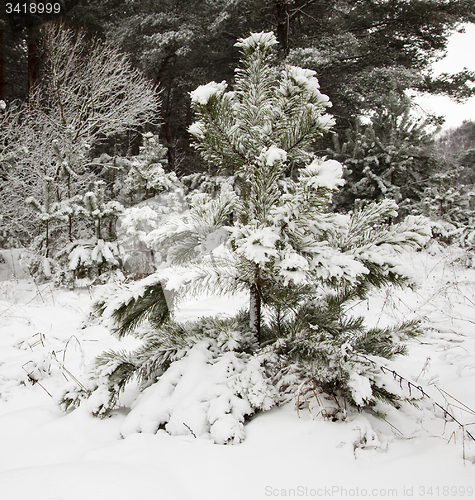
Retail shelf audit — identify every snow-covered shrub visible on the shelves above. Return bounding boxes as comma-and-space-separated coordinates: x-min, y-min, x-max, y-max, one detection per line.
54, 132, 178, 285
26, 254, 59, 282
49, 181, 126, 286
124, 132, 178, 204
117, 187, 189, 276
55, 239, 125, 286
117, 205, 161, 278
417, 168, 475, 258
25, 177, 71, 281
181, 172, 235, 199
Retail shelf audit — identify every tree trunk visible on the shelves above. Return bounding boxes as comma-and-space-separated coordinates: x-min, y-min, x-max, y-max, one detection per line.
274, 1, 290, 56
68, 214, 73, 241
0, 0, 6, 101
160, 55, 177, 170
45, 219, 49, 258
67, 175, 73, 241
274, 0, 321, 56
28, 26, 39, 94
249, 282, 261, 343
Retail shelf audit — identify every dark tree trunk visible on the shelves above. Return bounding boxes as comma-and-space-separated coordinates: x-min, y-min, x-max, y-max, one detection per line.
45, 219, 49, 258
0, 0, 6, 101
159, 55, 177, 170
274, 0, 322, 55
249, 282, 262, 343
274, 1, 290, 55
28, 26, 39, 94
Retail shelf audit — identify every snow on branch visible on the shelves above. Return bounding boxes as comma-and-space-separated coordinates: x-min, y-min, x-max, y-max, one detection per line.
234, 31, 279, 52
190, 81, 228, 106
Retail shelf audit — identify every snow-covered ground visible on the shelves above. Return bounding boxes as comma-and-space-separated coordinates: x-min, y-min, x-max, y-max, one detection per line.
1, 246, 475, 500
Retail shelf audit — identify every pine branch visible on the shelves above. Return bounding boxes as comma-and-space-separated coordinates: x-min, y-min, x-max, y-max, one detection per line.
99, 282, 170, 338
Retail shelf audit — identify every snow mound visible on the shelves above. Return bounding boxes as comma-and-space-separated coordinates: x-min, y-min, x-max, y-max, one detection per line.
120, 340, 276, 444
303, 158, 345, 190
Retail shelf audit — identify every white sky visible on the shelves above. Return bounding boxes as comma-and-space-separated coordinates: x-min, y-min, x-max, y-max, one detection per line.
414, 23, 475, 130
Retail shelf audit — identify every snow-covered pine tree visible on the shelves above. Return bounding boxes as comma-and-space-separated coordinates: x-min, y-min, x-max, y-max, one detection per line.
124, 132, 175, 203
329, 91, 441, 213
60, 181, 125, 284
65, 32, 431, 442
113, 131, 182, 276
185, 31, 339, 340
26, 176, 71, 279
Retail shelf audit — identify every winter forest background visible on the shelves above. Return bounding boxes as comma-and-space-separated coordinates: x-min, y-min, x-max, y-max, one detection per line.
2, 1, 475, 499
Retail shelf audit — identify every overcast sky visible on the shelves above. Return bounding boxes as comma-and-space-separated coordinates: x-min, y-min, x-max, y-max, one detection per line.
415, 23, 475, 130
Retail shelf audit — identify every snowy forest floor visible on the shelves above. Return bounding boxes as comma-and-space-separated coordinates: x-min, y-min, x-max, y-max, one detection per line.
1, 245, 475, 499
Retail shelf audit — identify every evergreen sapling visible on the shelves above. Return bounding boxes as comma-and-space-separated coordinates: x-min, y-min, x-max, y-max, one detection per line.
62, 32, 431, 443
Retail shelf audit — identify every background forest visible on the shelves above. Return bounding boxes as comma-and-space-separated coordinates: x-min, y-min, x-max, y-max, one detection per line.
1, 0, 475, 253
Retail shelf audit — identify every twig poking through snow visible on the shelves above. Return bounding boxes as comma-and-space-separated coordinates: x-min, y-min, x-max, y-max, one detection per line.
183, 422, 197, 438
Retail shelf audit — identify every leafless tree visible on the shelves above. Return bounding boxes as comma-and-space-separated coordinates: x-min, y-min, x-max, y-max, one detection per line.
0, 22, 159, 249
35, 22, 159, 142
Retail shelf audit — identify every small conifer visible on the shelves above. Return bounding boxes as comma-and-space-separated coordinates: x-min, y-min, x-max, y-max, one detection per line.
65, 33, 431, 442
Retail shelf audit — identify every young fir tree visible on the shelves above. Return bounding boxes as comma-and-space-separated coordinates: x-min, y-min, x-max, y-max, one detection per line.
117, 131, 181, 277
62, 33, 431, 443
